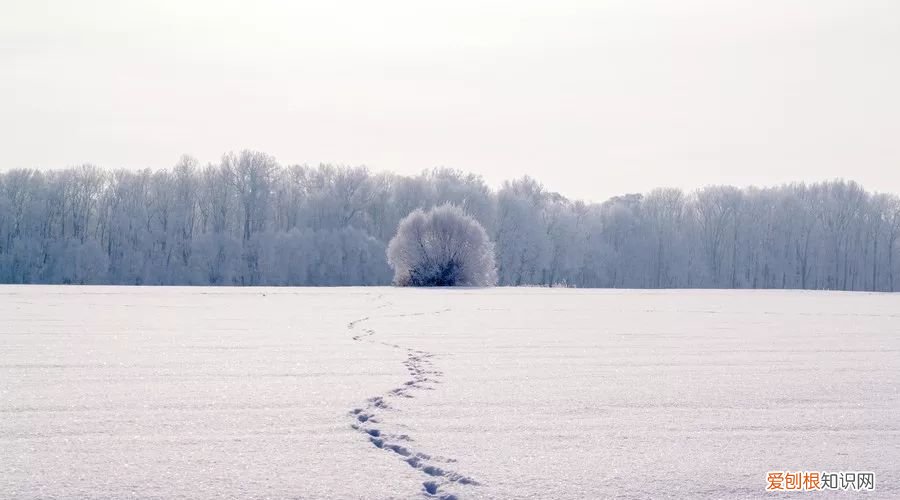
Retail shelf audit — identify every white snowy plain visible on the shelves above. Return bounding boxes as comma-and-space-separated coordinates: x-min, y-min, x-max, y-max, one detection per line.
2, 286, 899, 499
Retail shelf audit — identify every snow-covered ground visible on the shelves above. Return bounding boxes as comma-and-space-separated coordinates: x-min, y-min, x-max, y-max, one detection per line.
2, 287, 898, 499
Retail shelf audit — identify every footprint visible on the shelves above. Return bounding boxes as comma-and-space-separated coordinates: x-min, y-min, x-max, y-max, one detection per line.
384, 444, 411, 456
422, 465, 445, 477
423, 481, 439, 495
347, 307, 478, 498
367, 397, 389, 409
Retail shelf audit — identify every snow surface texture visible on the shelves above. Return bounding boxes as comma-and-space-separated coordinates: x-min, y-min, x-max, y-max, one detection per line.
2, 287, 899, 499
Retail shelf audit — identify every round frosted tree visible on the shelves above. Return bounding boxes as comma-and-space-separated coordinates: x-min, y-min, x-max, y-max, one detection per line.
387, 204, 497, 287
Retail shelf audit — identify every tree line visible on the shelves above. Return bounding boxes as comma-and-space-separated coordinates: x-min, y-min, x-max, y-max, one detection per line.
1, 151, 899, 290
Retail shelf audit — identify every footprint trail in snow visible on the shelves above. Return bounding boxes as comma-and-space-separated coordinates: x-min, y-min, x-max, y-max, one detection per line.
348, 302, 478, 500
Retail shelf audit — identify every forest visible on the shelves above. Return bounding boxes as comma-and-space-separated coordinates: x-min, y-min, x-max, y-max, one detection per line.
1, 151, 898, 290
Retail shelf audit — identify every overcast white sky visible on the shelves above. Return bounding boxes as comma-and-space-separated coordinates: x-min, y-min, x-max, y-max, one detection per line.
2, 0, 898, 201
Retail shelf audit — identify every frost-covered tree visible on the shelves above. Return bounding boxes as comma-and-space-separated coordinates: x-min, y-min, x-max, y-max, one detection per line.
494, 178, 551, 285
1, 151, 898, 290
387, 204, 497, 287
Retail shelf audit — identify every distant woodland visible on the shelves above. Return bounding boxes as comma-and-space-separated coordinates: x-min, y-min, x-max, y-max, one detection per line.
1, 151, 899, 290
